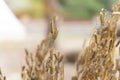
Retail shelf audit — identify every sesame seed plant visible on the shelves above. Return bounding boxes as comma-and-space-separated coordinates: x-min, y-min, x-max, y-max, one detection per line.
74, 0, 120, 80
21, 16, 64, 80
1, 0, 120, 80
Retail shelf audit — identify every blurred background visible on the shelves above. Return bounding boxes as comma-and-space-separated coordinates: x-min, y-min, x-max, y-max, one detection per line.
0, 0, 117, 80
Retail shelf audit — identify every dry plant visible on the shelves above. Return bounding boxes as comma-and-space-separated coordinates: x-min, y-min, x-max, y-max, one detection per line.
0, 69, 6, 80
21, 16, 64, 80
0, 1, 120, 80
74, 0, 120, 80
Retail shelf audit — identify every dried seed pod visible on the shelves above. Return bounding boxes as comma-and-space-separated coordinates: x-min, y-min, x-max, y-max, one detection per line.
100, 8, 105, 25
116, 40, 120, 47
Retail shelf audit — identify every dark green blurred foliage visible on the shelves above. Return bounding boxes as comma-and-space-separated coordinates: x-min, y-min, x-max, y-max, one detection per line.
11, 0, 116, 19
59, 0, 115, 19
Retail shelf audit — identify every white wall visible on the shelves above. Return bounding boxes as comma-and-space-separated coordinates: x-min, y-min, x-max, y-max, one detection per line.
0, 0, 26, 41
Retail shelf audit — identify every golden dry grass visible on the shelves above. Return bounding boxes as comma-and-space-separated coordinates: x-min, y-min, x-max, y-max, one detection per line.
1, 0, 120, 80
21, 16, 64, 80
74, 0, 120, 80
